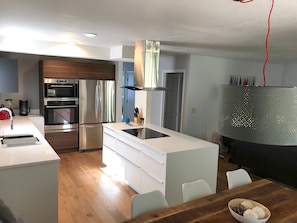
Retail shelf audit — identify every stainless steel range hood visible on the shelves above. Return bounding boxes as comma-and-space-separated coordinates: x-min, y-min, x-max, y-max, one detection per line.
123, 40, 166, 91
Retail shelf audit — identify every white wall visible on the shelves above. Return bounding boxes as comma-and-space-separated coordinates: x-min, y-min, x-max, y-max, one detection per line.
0, 53, 40, 114
282, 63, 297, 86
148, 53, 285, 142
115, 61, 123, 122
150, 55, 176, 126
182, 55, 284, 142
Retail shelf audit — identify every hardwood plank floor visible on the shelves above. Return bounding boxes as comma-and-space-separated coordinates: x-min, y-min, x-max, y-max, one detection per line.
58, 150, 261, 223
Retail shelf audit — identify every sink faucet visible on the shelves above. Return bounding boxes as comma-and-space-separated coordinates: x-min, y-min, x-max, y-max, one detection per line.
0, 107, 13, 130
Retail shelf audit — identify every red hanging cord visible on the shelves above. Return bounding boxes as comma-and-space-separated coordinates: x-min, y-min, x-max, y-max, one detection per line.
238, 0, 275, 87
262, 0, 275, 86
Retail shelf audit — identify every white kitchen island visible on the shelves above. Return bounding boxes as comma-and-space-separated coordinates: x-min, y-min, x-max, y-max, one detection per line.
102, 122, 219, 206
0, 116, 60, 223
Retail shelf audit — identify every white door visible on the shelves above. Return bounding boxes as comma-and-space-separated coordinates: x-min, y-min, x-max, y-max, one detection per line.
164, 72, 184, 131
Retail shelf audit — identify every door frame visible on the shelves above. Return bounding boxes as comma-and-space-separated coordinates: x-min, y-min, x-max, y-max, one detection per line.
160, 69, 186, 133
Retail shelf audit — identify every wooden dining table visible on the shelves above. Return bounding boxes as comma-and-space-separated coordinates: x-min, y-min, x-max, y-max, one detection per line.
122, 179, 297, 223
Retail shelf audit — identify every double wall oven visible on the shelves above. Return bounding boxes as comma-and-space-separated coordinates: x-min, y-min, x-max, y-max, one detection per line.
43, 78, 79, 152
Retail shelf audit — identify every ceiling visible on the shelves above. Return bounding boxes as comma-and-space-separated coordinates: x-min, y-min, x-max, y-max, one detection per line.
1, 0, 297, 63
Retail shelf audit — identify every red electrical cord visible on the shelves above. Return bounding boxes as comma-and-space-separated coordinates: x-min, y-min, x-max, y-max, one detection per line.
262, 0, 275, 86
238, 0, 275, 87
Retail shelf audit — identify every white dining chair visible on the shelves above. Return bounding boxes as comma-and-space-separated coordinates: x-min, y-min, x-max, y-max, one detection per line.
226, 168, 252, 189
182, 179, 213, 203
131, 190, 169, 218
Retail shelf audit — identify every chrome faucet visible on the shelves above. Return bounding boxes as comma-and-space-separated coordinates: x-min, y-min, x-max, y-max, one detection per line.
0, 107, 13, 130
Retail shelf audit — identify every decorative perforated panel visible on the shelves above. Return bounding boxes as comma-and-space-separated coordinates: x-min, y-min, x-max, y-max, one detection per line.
218, 85, 297, 145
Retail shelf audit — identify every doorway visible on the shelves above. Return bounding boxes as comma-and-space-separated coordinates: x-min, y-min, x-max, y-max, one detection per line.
163, 72, 184, 132
122, 70, 135, 121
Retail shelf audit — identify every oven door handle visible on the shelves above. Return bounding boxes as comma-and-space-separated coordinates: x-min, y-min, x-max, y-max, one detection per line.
45, 105, 78, 108
49, 85, 73, 88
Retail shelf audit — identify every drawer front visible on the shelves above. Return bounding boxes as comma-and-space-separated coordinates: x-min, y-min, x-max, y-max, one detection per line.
117, 140, 141, 166
141, 169, 165, 195
103, 126, 115, 136
102, 145, 116, 167
141, 144, 165, 165
141, 150, 166, 182
102, 145, 119, 175
123, 158, 141, 192
103, 132, 116, 151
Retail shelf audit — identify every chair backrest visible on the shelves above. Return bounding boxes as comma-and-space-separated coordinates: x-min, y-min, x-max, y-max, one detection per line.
182, 179, 213, 203
131, 190, 169, 218
226, 168, 252, 189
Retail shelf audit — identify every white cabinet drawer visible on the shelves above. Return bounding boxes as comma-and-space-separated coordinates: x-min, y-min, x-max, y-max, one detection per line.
103, 132, 116, 150
102, 145, 120, 175
141, 149, 166, 182
122, 158, 141, 192
103, 127, 115, 136
141, 169, 165, 195
117, 140, 141, 166
142, 144, 165, 165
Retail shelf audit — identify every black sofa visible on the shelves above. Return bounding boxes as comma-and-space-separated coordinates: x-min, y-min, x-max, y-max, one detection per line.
229, 140, 297, 188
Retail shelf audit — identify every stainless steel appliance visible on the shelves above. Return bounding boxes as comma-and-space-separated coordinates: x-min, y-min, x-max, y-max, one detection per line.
19, 99, 29, 116
122, 40, 165, 91
44, 99, 78, 130
79, 79, 115, 151
43, 78, 79, 152
44, 98, 79, 152
44, 78, 78, 98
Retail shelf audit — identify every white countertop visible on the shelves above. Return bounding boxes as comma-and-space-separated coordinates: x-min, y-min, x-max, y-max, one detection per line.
0, 116, 60, 169
103, 122, 218, 153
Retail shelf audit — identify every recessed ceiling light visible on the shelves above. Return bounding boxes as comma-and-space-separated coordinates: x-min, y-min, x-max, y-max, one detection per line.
84, 33, 97, 38
67, 40, 78, 45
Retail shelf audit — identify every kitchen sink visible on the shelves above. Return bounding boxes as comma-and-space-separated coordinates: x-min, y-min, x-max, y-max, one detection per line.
0, 134, 40, 147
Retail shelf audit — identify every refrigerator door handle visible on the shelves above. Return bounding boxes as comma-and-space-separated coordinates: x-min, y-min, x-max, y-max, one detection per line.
95, 81, 100, 119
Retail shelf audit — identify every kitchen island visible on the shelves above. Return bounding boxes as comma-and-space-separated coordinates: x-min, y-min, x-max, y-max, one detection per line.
102, 122, 219, 206
0, 116, 60, 223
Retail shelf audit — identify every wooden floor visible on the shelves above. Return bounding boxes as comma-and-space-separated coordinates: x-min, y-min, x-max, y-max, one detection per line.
58, 150, 261, 223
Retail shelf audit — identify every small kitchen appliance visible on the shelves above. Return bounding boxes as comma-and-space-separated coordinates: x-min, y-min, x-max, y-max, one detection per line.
19, 100, 29, 116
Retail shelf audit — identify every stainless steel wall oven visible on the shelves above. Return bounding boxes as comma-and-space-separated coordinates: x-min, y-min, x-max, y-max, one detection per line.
43, 78, 79, 153
44, 78, 78, 98
43, 98, 79, 153
44, 99, 78, 131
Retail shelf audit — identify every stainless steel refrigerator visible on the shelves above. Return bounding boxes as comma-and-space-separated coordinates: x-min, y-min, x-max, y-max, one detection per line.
79, 79, 115, 151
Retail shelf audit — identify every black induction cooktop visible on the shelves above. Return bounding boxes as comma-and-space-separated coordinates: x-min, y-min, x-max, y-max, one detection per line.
122, 128, 169, 140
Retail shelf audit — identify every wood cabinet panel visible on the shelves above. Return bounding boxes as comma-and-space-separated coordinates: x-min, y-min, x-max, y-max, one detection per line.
40, 60, 115, 80
78, 62, 115, 80
45, 131, 78, 153
41, 60, 78, 79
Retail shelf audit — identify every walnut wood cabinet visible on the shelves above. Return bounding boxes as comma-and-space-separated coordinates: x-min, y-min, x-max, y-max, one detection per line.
78, 62, 115, 80
40, 60, 79, 79
40, 60, 115, 80
45, 130, 78, 153
40, 59, 115, 153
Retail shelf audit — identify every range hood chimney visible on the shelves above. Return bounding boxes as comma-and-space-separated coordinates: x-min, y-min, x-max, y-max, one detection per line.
123, 40, 166, 91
